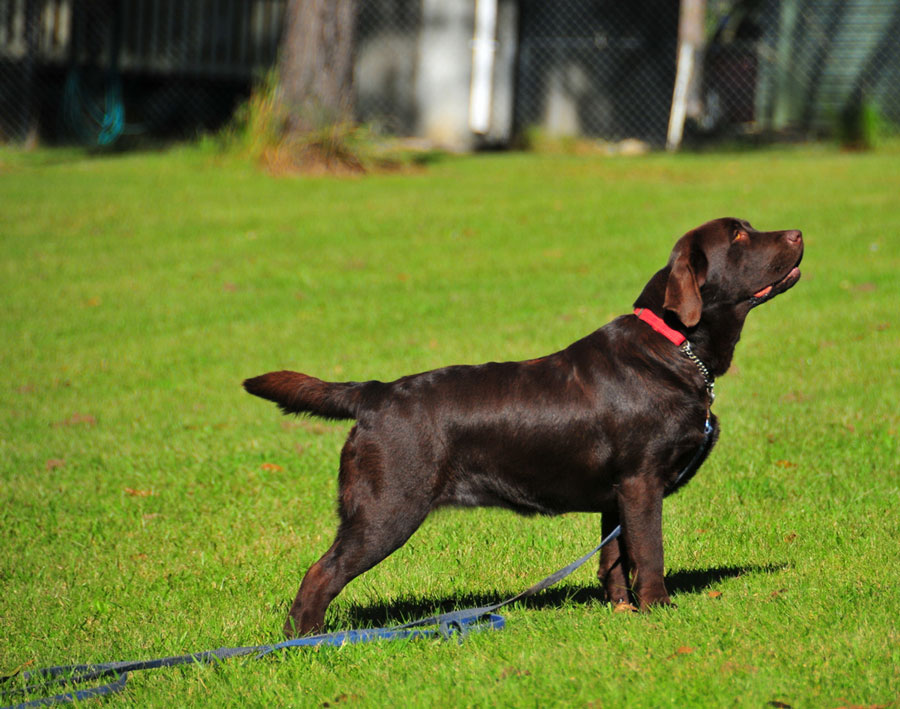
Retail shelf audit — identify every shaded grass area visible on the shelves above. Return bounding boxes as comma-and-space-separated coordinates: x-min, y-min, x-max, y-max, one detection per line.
1, 144, 899, 707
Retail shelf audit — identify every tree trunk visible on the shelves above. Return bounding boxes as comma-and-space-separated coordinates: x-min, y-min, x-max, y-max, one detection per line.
278, 0, 357, 134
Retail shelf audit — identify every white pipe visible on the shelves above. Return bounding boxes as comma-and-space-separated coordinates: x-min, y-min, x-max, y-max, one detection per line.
666, 42, 694, 151
469, 0, 498, 135
667, 0, 706, 151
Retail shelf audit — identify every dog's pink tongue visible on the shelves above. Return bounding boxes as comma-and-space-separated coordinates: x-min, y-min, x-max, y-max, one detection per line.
754, 267, 800, 298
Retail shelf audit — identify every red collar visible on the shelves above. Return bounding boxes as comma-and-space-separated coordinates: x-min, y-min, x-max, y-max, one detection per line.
634, 308, 686, 346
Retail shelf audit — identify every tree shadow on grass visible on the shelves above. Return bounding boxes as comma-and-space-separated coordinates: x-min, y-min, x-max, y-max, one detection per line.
334, 563, 789, 629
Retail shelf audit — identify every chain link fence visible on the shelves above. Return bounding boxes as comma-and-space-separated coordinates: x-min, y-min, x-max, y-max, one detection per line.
1, 0, 899, 148
0, 0, 285, 145
705, 0, 900, 142
515, 0, 679, 146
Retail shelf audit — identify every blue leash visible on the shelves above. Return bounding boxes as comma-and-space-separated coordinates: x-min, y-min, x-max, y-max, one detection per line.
0, 616, 505, 709
2, 420, 713, 708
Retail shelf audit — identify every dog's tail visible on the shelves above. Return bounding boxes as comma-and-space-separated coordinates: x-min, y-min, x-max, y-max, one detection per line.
243, 371, 383, 420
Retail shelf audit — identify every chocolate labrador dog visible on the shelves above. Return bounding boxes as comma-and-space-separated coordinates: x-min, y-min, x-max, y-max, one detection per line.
245, 217, 803, 637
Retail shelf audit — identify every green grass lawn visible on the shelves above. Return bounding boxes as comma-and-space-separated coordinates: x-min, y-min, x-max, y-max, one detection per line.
1, 143, 898, 708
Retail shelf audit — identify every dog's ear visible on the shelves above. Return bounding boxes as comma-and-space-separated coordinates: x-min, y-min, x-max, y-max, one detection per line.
663, 237, 707, 327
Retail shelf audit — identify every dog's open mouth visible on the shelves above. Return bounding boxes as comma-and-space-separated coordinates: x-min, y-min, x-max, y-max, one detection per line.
749, 265, 802, 306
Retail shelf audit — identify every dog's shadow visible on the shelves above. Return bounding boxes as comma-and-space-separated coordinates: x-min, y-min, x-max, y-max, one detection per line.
336, 564, 787, 628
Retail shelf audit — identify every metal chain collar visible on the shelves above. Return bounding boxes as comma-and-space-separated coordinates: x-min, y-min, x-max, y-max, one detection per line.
679, 340, 716, 404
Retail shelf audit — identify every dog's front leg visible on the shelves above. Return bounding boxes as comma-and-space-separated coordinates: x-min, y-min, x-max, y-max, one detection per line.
616, 474, 672, 610
597, 505, 631, 605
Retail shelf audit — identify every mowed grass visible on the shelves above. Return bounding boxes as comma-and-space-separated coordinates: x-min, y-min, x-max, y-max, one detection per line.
1, 143, 898, 708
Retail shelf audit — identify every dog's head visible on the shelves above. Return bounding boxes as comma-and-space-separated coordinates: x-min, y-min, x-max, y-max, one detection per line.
661, 218, 803, 327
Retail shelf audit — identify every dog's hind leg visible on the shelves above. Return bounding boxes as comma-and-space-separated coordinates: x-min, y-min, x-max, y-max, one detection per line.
283, 504, 429, 637
283, 428, 433, 637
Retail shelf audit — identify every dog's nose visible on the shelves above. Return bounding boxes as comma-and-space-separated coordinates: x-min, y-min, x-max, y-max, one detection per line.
785, 230, 802, 244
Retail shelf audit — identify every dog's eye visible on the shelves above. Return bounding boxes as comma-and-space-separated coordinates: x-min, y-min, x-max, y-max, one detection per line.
732, 230, 749, 243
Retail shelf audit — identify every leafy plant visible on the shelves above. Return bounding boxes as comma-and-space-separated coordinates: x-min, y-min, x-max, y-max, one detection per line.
218, 72, 432, 175
836, 89, 887, 150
